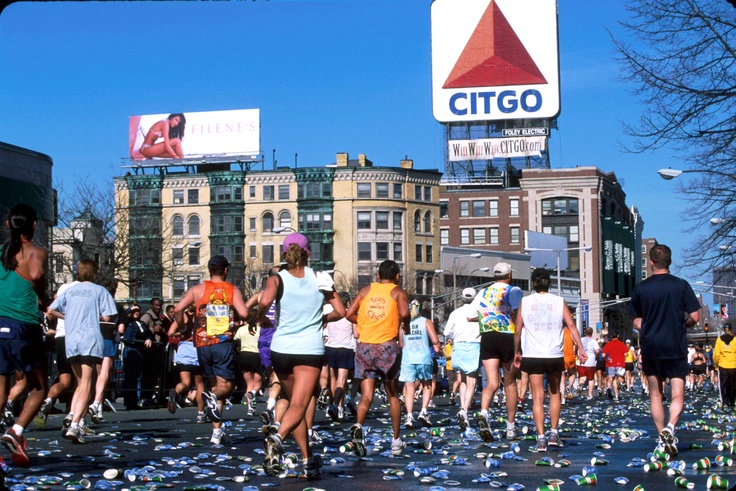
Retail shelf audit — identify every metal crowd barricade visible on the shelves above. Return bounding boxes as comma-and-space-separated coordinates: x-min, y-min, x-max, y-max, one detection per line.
113, 340, 171, 407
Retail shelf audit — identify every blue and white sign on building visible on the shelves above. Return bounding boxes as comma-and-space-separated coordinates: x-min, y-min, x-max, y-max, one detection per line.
431, 0, 560, 123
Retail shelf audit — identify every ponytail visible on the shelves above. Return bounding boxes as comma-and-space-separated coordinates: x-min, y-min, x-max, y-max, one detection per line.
283, 243, 308, 269
1, 204, 37, 271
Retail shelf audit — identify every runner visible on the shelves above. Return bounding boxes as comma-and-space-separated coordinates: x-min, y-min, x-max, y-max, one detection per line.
167, 306, 206, 422
576, 328, 600, 400
399, 300, 440, 428
0, 204, 49, 467
47, 259, 117, 444
324, 293, 356, 422
602, 332, 628, 402
173, 255, 250, 446
260, 233, 345, 478
468, 262, 523, 442
443, 287, 481, 432
513, 268, 587, 451
345, 259, 410, 458
234, 311, 262, 417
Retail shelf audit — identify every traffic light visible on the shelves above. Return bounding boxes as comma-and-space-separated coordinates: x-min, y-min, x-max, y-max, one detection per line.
704, 325, 709, 332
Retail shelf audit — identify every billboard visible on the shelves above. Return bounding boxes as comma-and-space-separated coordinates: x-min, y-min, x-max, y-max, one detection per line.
129, 109, 260, 161
431, 0, 560, 123
448, 136, 545, 161
524, 231, 569, 269
602, 217, 635, 297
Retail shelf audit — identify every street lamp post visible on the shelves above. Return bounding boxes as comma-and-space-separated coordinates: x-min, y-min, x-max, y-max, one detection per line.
272, 226, 296, 234
452, 253, 482, 303
465, 267, 491, 288
524, 246, 592, 296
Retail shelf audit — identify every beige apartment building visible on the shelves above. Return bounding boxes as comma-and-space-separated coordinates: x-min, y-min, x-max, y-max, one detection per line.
114, 153, 442, 306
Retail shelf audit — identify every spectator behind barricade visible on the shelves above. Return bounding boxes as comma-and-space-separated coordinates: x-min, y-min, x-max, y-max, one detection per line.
120, 304, 153, 410
139, 298, 165, 407
714, 323, 736, 410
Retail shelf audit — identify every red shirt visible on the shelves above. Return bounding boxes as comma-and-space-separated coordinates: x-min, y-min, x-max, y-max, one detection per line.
603, 338, 628, 368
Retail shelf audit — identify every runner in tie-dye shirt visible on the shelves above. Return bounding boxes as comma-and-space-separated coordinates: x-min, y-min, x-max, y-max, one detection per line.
466, 262, 523, 443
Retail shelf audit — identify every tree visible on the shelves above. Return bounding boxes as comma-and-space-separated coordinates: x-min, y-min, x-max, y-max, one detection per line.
614, 0, 736, 271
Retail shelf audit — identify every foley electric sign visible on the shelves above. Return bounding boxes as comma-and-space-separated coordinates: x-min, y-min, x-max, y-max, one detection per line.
431, 0, 560, 123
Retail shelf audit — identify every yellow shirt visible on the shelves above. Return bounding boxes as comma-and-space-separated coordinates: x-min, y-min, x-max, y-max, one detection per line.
357, 283, 400, 344
714, 335, 736, 369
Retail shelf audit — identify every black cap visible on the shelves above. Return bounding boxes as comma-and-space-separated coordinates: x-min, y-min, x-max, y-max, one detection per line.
725, 323, 733, 331
208, 255, 229, 269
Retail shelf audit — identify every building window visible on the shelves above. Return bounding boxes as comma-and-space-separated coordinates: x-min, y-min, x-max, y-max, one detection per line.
489, 200, 498, 217
510, 227, 520, 244
569, 225, 579, 243
460, 201, 469, 217
188, 247, 199, 266
324, 213, 332, 230
440, 229, 449, 246
393, 212, 402, 230
306, 213, 321, 231
323, 242, 333, 262
423, 211, 432, 233
249, 245, 257, 258
414, 211, 421, 233
54, 254, 64, 274
425, 244, 433, 263
249, 186, 256, 199
173, 278, 186, 299
473, 200, 485, 217
490, 227, 499, 245
279, 211, 292, 230
376, 183, 389, 198
393, 243, 403, 262
278, 185, 290, 200
262, 213, 274, 233
357, 183, 371, 198
461, 229, 470, 245
322, 182, 332, 198
416, 244, 423, 262
214, 216, 243, 234
358, 242, 371, 261
440, 202, 449, 219
173, 190, 184, 204
393, 183, 403, 199
424, 186, 431, 202
473, 228, 486, 244
188, 189, 199, 204
172, 248, 184, 265
249, 217, 256, 231
311, 244, 321, 261
376, 212, 389, 230
188, 215, 200, 236
263, 186, 275, 201
510, 198, 519, 217
376, 242, 389, 260
357, 211, 372, 230
262, 245, 274, 264
214, 186, 232, 202
542, 197, 579, 215
415, 185, 422, 200
172, 215, 184, 236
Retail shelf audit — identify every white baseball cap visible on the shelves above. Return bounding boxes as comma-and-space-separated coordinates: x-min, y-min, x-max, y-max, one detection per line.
462, 287, 476, 299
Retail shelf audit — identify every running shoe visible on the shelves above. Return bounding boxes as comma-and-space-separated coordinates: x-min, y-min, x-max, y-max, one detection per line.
476, 412, 494, 443
303, 454, 322, 480
659, 427, 678, 457
317, 387, 330, 410
349, 423, 367, 457
327, 404, 339, 422
33, 400, 51, 430
211, 428, 224, 445
1, 428, 29, 467
260, 408, 274, 426
391, 438, 406, 456
2, 403, 13, 428
548, 431, 563, 447
457, 409, 469, 432
93, 403, 105, 424
62, 414, 72, 429
167, 389, 178, 414
263, 433, 283, 477
417, 411, 432, 428
89, 402, 101, 424
338, 406, 344, 420
79, 423, 96, 437
404, 413, 414, 429
196, 412, 209, 424
202, 391, 221, 423
506, 424, 517, 440
64, 426, 85, 444
267, 421, 281, 436
535, 434, 548, 452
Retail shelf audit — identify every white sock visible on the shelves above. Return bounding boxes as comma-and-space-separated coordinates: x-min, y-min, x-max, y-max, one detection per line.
267, 398, 276, 411
550, 428, 558, 434
666, 423, 675, 433
70, 422, 79, 429
480, 409, 488, 418
507, 421, 515, 430
11, 424, 23, 436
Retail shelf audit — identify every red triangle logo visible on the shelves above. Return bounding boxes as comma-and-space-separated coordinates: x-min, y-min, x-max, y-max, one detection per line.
443, 0, 547, 89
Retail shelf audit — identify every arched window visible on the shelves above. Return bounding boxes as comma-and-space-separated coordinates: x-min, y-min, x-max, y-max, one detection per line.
263, 212, 274, 233
187, 215, 200, 236
279, 211, 292, 230
424, 211, 432, 233
172, 215, 184, 236
414, 210, 421, 233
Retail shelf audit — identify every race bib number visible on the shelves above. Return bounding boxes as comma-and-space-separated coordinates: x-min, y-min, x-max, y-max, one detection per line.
206, 304, 230, 337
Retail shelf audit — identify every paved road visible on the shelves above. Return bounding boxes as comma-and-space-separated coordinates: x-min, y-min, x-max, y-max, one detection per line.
5, 387, 736, 491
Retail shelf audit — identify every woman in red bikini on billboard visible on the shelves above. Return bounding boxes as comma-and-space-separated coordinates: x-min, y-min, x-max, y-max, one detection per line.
139, 113, 186, 159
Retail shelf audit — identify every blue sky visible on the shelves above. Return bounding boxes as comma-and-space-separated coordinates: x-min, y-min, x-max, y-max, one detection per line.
0, 1, 706, 284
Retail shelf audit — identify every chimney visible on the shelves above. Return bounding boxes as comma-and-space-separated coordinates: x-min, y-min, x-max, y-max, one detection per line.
400, 155, 413, 169
336, 152, 349, 167
358, 154, 373, 167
